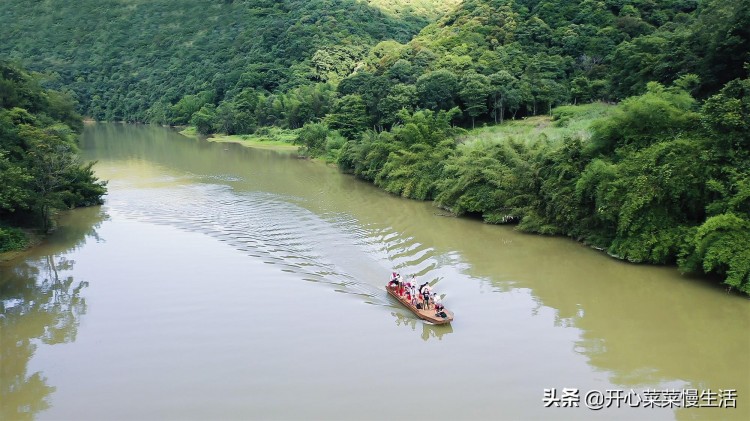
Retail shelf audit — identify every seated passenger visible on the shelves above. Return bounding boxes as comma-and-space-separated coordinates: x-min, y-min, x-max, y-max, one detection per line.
433, 294, 444, 312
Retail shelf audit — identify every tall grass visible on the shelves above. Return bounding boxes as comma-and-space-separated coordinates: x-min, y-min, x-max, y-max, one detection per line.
458, 102, 614, 147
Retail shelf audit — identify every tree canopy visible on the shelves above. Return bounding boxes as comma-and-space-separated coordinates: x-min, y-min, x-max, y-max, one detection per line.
0, 62, 106, 250
3, 0, 746, 132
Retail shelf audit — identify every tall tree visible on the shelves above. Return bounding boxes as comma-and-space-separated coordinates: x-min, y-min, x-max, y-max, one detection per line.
416, 69, 458, 111
460, 72, 490, 128
489, 71, 516, 124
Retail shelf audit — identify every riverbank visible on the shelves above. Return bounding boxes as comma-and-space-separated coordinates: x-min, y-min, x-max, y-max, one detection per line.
176, 100, 746, 295
328, 102, 749, 296
179, 126, 298, 151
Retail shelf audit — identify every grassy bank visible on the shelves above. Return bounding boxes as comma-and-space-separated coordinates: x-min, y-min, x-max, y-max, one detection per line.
180, 126, 298, 150
457, 102, 614, 147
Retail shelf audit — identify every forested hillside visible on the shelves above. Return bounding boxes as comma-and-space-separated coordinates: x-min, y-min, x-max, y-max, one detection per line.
366, 0, 462, 20
0, 62, 107, 251
0, 0, 451, 123
2, 0, 745, 131
324, 0, 747, 130
1, 0, 748, 293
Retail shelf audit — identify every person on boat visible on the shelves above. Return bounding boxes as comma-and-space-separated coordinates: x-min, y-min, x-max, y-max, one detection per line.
404, 277, 413, 298
433, 293, 444, 313
417, 281, 427, 307
419, 281, 429, 295
422, 284, 432, 309
396, 273, 405, 295
389, 272, 400, 288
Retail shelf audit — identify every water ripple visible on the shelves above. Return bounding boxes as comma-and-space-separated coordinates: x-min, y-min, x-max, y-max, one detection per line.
107, 181, 455, 307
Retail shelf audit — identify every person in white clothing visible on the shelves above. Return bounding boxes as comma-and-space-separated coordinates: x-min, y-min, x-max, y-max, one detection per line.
433, 293, 444, 312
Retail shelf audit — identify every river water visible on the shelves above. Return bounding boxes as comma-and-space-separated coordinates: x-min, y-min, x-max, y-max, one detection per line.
1, 123, 748, 420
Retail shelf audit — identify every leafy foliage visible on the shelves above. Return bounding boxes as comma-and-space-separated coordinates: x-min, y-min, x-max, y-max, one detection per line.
0, 0, 443, 124
422, 80, 749, 293
0, 62, 106, 244
294, 122, 332, 158
587, 81, 700, 157
680, 214, 750, 294
338, 108, 463, 199
0, 225, 27, 252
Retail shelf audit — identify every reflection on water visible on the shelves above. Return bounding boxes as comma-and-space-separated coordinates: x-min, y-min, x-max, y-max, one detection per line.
390, 311, 453, 341
475, 250, 749, 419
0, 207, 106, 420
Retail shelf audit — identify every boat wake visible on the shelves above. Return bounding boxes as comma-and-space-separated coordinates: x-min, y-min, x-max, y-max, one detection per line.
104, 175, 461, 308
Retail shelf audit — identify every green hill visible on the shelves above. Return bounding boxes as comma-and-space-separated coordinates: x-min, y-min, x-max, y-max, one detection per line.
0, 0, 454, 122
2, 0, 746, 130
332, 0, 748, 129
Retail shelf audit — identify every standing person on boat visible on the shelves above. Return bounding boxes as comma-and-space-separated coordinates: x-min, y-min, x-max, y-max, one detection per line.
406, 275, 417, 305
396, 273, 404, 295
418, 281, 427, 307
422, 284, 432, 309
419, 281, 429, 295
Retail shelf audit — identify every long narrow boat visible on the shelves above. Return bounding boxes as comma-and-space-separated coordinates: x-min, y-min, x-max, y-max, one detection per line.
386, 283, 454, 325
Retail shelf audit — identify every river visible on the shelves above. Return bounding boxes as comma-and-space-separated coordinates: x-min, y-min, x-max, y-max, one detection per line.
1, 123, 748, 420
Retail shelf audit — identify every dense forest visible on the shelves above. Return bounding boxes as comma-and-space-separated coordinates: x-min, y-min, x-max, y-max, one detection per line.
3, 0, 745, 130
0, 0, 457, 123
0, 0, 748, 293
0, 62, 107, 251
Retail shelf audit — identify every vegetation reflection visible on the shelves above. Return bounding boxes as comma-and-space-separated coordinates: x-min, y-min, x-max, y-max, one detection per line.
0, 207, 106, 420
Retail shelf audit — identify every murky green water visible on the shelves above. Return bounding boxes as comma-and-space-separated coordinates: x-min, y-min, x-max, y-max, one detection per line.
1, 123, 748, 420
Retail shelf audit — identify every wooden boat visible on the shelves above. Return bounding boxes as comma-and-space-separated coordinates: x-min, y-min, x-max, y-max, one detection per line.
386, 283, 454, 325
